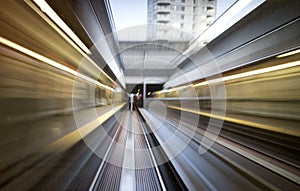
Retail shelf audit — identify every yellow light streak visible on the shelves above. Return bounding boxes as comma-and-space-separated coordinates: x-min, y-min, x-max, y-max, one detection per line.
161, 59, 300, 93
168, 105, 300, 137
157, 84, 192, 94
276, 48, 300, 58
194, 60, 300, 87
0, 36, 115, 91
43, 103, 125, 153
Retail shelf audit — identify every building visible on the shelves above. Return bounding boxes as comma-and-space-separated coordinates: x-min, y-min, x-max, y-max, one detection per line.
147, 0, 217, 41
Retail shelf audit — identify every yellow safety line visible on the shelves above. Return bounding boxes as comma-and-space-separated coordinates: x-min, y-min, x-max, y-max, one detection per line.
168, 105, 300, 137
43, 103, 126, 153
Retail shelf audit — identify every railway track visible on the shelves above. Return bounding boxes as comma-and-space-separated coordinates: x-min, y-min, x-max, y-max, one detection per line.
3, 107, 299, 190
88, 110, 186, 191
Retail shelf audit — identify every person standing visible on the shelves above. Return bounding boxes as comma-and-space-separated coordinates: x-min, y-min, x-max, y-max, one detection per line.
129, 93, 134, 111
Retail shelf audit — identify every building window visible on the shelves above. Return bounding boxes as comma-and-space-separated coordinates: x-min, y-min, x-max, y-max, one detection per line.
175, 5, 182, 11
181, 15, 184, 19
181, 6, 185, 11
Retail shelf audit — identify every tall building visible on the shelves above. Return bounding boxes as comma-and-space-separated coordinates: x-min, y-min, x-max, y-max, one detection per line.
147, 0, 217, 41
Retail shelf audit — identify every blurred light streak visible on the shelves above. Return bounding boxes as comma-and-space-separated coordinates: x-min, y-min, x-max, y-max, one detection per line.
193, 60, 300, 87
156, 84, 192, 94
168, 105, 300, 137
277, 48, 300, 58
44, 103, 125, 153
24, 0, 86, 57
158, 59, 300, 94
0, 36, 115, 92
32, 0, 91, 55
24, 0, 117, 88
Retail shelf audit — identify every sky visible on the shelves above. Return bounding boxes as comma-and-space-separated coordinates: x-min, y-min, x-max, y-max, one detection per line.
109, 0, 148, 31
109, 0, 236, 31
217, 0, 237, 18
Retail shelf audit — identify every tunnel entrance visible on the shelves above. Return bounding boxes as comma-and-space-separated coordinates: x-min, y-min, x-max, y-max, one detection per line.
126, 83, 163, 108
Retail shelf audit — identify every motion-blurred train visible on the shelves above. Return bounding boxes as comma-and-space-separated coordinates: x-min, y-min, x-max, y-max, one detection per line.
0, 0, 125, 126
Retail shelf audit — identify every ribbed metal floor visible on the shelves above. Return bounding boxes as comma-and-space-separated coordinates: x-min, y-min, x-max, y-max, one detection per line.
133, 112, 161, 191
92, 111, 162, 191
95, 112, 127, 190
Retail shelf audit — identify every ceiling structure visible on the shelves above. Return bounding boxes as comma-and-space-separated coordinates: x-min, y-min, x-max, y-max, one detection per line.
45, 0, 271, 91
112, 0, 268, 88
118, 40, 190, 84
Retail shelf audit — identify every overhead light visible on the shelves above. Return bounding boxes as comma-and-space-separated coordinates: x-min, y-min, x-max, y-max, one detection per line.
33, 0, 91, 55
0, 36, 114, 92
276, 48, 300, 58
